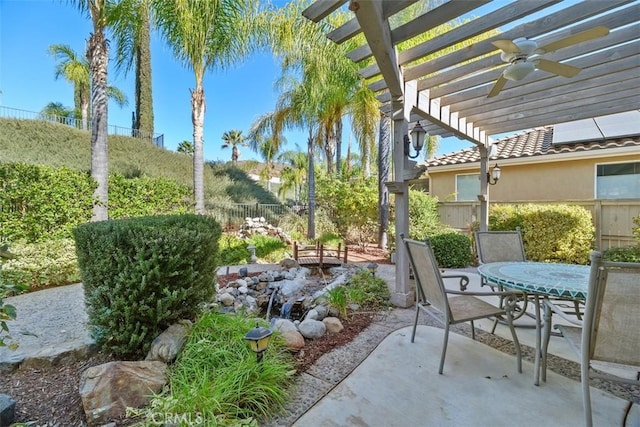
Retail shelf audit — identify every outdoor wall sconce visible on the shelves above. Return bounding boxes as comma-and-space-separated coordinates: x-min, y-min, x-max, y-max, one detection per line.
488, 164, 501, 185
367, 262, 379, 277
404, 121, 427, 159
244, 323, 272, 363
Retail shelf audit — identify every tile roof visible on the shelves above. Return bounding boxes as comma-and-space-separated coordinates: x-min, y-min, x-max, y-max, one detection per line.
427, 127, 640, 167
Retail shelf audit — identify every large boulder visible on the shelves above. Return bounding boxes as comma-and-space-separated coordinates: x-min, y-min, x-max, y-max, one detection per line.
298, 319, 326, 339
79, 361, 167, 426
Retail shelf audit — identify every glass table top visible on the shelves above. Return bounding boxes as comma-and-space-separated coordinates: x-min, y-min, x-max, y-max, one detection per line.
477, 261, 590, 299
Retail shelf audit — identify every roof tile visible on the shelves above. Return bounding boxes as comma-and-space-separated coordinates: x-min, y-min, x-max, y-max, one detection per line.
428, 127, 640, 167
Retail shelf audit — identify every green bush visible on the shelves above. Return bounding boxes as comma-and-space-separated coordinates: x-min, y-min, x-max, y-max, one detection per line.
603, 245, 640, 262
107, 173, 192, 219
408, 189, 442, 240
0, 163, 95, 242
490, 204, 594, 264
633, 214, 640, 243
0, 163, 192, 243
345, 270, 391, 309
429, 232, 473, 268
315, 176, 378, 247
74, 214, 221, 358
0, 239, 79, 290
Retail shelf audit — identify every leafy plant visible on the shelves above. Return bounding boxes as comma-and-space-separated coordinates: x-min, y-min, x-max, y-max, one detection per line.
603, 245, 640, 262
322, 286, 349, 319
0, 238, 80, 290
345, 270, 391, 309
135, 312, 294, 424
0, 244, 26, 349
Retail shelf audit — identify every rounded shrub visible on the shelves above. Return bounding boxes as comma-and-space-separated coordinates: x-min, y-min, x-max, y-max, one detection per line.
74, 214, 221, 358
429, 232, 473, 268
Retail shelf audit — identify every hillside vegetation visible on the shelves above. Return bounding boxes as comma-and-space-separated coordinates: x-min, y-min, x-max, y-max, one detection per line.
0, 118, 279, 204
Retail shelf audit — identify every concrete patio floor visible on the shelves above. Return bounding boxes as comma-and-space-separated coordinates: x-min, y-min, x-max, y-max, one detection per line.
278, 263, 639, 427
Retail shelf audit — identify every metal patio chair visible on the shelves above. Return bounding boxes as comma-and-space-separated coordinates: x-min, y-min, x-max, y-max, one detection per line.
402, 234, 523, 375
542, 251, 640, 427
475, 229, 530, 326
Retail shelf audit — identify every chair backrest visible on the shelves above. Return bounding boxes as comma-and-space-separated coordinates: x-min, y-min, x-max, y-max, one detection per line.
475, 229, 526, 264
583, 251, 640, 367
402, 234, 449, 317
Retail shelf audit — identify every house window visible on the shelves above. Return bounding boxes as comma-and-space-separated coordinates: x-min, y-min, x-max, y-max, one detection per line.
596, 162, 640, 199
456, 174, 480, 201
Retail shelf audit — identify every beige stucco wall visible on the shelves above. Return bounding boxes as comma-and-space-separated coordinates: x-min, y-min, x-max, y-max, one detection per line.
428, 153, 640, 202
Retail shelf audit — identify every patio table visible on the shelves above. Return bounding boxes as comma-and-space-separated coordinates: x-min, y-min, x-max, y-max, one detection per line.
477, 261, 590, 385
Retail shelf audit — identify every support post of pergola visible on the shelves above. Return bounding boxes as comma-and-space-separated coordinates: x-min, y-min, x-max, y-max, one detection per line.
479, 145, 490, 232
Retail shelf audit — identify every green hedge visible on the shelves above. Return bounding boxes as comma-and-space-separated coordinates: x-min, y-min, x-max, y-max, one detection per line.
74, 214, 221, 358
0, 162, 192, 243
0, 163, 95, 242
490, 204, 594, 264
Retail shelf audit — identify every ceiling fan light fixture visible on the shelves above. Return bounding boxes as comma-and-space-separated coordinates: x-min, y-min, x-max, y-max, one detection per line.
503, 61, 535, 81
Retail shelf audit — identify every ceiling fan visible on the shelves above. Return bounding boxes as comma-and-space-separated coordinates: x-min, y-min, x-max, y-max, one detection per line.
487, 26, 609, 98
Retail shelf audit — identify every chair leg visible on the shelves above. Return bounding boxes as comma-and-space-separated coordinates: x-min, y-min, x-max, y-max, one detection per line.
439, 323, 450, 374
490, 317, 499, 334
470, 320, 476, 340
505, 298, 523, 374
411, 305, 420, 343
541, 302, 553, 383
582, 363, 593, 427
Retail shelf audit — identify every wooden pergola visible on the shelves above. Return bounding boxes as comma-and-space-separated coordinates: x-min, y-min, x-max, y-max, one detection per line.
302, 0, 640, 306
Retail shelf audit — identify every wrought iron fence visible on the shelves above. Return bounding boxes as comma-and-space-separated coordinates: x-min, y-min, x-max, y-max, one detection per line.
0, 105, 164, 148
206, 203, 294, 230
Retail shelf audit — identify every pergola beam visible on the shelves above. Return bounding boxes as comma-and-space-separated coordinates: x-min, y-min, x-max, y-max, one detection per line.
302, 0, 348, 23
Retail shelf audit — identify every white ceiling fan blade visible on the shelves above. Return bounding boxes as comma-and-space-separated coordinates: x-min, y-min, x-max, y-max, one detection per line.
536, 26, 610, 53
535, 58, 581, 77
487, 75, 508, 98
492, 39, 520, 54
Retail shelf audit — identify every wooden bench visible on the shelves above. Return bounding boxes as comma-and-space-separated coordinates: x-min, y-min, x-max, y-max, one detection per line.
293, 241, 348, 269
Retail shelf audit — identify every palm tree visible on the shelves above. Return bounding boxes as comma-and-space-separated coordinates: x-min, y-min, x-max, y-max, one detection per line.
67, 0, 112, 221
248, 111, 288, 192
49, 44, 128, 132
176, 140, 194, 155
153, 0, 258, 214
350, 80, 380, 178
221, 129, 247, 166
48, 44, 90, 130
40, 102, 74, 123
278, 148, 307, 203
110, 0, 154, 138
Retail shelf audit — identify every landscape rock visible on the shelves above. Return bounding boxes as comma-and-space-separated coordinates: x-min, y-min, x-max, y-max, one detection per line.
314, 304, 329, 319
323, 317, 344, 334
280, 329, 306, 351
0, 393, 16, 427
218, 292, 235, 306
145, 321, 191, 363
298, 319, 326, 339
79, 360, 167, 426
272, 318, 298, 334
305, 308, 320, 321
280, 258, 299, 269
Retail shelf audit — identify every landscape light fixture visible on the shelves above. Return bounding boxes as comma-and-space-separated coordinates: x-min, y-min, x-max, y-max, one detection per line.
244, 323, 272, 363
404, 121, 427, 159
488, 164, 501, 185
367, 262, 379, 277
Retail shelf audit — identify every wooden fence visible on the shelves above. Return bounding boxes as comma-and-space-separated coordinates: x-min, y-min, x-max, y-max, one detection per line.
438, 199, 640, 250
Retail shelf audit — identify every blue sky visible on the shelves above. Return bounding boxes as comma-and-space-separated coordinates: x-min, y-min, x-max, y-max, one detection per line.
0, 0, 476, 162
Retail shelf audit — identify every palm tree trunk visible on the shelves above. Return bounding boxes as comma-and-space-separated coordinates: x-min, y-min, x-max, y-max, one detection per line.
307, 129, 315, 239
335, 118, 342, 175
81, 94, 89, 132
192, 86, 205, 214
88, 31, 109, 221
378, 113, 390, 249
135, 8, 154, 139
